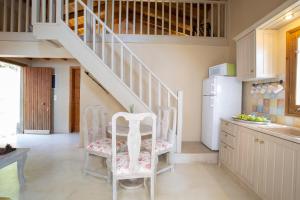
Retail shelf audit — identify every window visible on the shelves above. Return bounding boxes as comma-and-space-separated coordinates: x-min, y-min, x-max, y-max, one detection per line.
286, 27, 300, 116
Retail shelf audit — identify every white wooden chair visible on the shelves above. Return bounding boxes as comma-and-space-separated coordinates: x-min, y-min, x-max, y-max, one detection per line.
110, 112, 157, 200
83, 105, 125, 180
142, 107, 177, 174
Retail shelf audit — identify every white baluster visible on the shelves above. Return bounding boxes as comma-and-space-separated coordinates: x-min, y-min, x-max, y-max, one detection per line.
41, 0, 45, 23
11, 0, 15, 31
197, 3, 199, 36
65, 0, 69, 25
148, 72, 152, 109
130, 55, 133, 89
93, 17, 96, 51
84, 8, 87, 43
177, 90, 183, 153
49, 0, 53, 23
75, 0, 78, 34
105, 0, 108, 24
98, 0, 101, 33
102, 26, 105, 62
18, 0, 22, 32
139, 63, 143, 99
119, 0, 122, 34
158, 82, 161, 107
3, 0, 7, 31
111, 36, 115, 71
25, 0, 29, 32
167, 91, 170, 107
120, 46, 124, 80
126, 0, 129, 34
140, 0, 143, 34
112, 0, 115, 31
133, 0, 136, 34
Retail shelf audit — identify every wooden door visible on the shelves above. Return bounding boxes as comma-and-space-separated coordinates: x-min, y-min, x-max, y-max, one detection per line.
70, 68, 80, 133
23, 67, 53, 133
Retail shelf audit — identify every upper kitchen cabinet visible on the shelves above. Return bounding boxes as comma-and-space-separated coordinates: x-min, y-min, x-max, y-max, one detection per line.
236, 30, 278, 81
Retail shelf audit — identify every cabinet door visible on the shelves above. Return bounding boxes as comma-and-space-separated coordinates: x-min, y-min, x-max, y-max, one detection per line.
256, 30, 278, 78
256, 134, 299, 200
236, 31, 256, 80
236, 127, 258, 187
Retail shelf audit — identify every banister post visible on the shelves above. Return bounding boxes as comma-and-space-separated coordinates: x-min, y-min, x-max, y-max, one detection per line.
176, 90, 183, 153
56, 0, 63, 22
31, 0, 39, 24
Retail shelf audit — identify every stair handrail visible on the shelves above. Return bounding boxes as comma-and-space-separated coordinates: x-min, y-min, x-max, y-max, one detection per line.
64, 0, 178, 100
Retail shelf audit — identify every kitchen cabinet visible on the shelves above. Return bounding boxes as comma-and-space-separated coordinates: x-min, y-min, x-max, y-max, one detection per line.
220, 120, 300, 200
236, 30, 278, 81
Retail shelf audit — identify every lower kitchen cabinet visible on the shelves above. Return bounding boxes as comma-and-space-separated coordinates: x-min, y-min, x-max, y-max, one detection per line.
220, 120, 300, 200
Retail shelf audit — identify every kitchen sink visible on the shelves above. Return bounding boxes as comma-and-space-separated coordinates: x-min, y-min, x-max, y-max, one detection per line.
261, 126, 300, 137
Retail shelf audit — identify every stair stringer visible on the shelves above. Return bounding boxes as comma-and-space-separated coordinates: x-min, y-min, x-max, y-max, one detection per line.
33, 22, 151, 114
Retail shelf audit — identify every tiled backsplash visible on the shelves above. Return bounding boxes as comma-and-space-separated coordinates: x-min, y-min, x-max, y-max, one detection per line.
243, 81, 300, 128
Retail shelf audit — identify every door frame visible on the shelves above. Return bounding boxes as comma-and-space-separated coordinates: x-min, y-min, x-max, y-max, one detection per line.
69, 67, 81, 133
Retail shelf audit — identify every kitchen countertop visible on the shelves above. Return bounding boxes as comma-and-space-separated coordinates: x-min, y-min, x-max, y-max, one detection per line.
222, 118, 300, 144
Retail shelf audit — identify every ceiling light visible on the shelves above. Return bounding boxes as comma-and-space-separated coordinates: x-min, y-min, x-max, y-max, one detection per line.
285, 14, 293, 20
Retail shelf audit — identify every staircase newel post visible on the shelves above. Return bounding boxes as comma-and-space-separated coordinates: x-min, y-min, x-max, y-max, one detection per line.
56, 0, 63, 22
176, 90, 183, 153
31, 0, 39, 24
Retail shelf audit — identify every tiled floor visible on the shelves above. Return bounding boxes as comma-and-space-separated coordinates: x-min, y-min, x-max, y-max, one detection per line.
0, 134, 259, 200
181, 141, 215, 153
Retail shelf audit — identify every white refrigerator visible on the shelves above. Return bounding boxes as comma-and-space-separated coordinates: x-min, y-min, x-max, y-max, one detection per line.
201, 76, 242, 150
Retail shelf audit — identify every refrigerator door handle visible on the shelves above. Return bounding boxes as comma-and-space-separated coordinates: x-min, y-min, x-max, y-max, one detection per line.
211, 84, 216, 95
210, 97, 214, 107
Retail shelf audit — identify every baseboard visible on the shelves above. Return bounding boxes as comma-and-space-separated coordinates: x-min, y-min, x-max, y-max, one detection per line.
24, 130, 50, 134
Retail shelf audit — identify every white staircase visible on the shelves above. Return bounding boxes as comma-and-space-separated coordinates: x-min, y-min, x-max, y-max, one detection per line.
31, 0, 183, 152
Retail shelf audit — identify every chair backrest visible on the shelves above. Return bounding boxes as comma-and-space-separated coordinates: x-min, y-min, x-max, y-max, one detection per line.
111, 112, 157, 175
157, 107, 177, 143
83, 105, 107, 146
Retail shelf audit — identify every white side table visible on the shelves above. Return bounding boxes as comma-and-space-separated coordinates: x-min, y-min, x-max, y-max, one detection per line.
0, 148, 30, 187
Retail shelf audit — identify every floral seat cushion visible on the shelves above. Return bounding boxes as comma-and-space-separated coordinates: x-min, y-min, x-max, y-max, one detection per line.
142, 138, 173, 154
116, 151, 152, 175
87, 138, 126, 156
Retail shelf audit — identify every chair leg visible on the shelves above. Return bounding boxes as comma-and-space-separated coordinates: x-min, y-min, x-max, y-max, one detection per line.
112, 176, 117, 200
169, 152, 175, 172
83, 151, 89, 175
150, 175, 155, 200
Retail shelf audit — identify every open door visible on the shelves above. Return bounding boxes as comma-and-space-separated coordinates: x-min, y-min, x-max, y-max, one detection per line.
23, 67, 53, 134
70, 68, 81, 133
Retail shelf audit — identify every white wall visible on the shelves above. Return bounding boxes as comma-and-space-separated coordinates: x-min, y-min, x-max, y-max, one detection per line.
31, 59, 79, 133
127, 43, 231, 141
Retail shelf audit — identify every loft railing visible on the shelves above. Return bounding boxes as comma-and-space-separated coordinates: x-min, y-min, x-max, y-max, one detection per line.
85, 0, 228, 37
0, 0, 228, 39
0, 0, 32, 32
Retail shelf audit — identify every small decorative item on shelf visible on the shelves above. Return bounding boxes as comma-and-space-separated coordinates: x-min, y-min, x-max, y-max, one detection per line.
232, 114, 271, 125
0, 144, 16, 155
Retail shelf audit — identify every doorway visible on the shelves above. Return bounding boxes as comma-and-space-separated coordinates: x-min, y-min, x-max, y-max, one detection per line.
70, 68, 81, 133
0, 61, 21, 145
